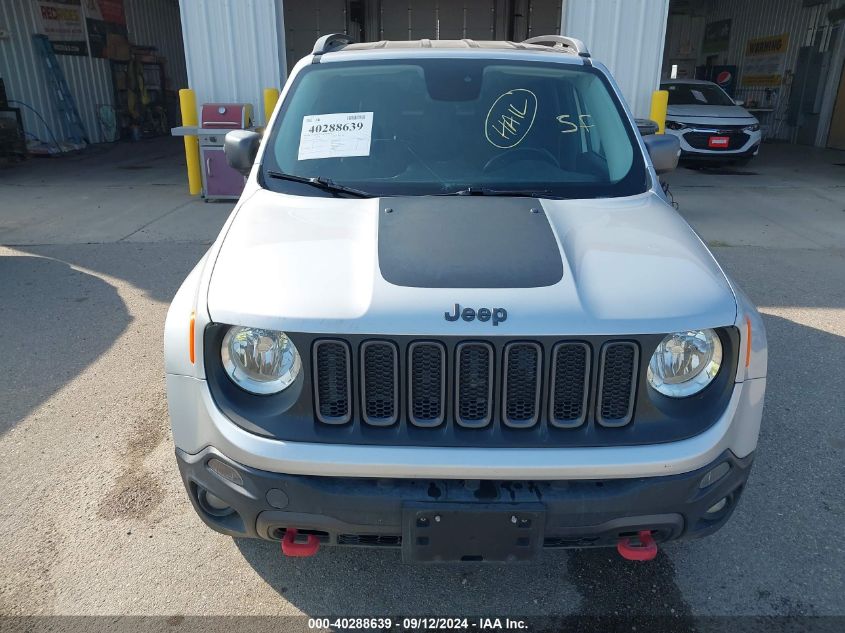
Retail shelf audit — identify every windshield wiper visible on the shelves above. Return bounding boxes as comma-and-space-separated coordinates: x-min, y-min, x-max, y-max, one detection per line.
265, 170, 372, 198
439, 186, 554, 197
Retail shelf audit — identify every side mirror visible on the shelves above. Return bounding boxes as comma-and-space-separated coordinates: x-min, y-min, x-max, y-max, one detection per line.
224, 130, 261, 175
733, 98, 744, 106
643, 134, 680, 174
635, 118, 659, 136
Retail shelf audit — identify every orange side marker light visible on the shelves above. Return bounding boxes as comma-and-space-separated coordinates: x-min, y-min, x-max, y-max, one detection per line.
189, 311, 196, 364
745, 317, 752, 368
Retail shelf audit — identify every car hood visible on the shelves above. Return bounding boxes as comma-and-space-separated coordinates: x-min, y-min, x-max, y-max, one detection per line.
206, 190, 736, 336
667, 104, 756, 122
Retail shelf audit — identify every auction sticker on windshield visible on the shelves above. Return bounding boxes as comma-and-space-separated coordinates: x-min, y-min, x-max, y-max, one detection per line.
298, 112, 373, 160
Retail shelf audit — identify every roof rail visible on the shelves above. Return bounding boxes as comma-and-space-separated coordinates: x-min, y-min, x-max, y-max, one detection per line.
312, 33, 356, 55
521, 35, 590, 58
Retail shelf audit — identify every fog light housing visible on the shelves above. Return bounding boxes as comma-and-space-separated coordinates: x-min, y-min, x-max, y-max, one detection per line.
707, 497, 728, 514
197, 486, 234, 517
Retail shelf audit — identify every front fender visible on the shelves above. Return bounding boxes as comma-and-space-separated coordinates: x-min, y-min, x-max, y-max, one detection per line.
164, 252, 211, 378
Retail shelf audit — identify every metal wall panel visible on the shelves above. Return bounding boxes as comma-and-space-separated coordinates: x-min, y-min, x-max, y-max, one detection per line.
0, 0, 113, 145
125, 0, 189, 90
178, 0, 285, 125
562, 0, 671, 118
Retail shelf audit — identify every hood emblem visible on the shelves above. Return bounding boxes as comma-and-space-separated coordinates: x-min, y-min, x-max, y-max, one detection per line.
444, 303, 507, 326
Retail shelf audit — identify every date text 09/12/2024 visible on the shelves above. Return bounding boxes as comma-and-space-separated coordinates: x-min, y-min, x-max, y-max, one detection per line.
307, 617, 529, 630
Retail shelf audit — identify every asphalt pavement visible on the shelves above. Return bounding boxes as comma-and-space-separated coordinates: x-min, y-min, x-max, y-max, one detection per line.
0, 138, 843, 619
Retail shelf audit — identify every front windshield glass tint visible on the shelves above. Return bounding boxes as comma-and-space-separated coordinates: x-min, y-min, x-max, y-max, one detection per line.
662, 83, 734, 106
263, 58, 647, 198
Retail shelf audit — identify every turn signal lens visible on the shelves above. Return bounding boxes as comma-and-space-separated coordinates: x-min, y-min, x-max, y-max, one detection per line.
189, 312, 196, 364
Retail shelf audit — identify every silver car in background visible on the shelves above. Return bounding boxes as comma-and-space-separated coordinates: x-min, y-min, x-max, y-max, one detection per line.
661, 79, 761, 164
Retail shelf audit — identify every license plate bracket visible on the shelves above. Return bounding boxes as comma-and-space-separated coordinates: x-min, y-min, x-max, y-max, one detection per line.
401, 503, 545, 563
708, 135, 730, 148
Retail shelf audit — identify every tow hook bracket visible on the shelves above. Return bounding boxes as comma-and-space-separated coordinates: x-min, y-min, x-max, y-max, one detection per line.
281, 528, 320, 557
616, 530, 658, 561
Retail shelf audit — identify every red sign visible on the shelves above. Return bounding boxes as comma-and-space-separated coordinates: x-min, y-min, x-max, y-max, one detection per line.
708, 136, 730, 148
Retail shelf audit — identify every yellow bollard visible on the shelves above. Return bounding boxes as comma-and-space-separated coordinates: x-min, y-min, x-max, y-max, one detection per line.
650, 89, 669, 135
263, 88, 280, 127
179, 88, 202, 196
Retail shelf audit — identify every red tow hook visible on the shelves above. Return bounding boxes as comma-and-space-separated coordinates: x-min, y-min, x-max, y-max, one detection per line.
281, 528, 320, 557
616, 530, 658, 561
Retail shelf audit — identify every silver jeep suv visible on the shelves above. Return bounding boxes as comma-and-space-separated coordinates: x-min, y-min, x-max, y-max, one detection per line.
165, 34, 767, 562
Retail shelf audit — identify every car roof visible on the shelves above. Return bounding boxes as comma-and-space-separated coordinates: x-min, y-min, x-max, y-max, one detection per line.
341, 39, 565, 53
312, 35, 591, 63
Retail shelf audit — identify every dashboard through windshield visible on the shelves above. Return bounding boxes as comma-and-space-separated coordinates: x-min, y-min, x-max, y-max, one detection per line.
262, 58, 648, 198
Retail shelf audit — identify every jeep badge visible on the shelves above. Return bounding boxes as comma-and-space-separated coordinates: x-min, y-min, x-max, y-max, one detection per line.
444, 303, 507, 326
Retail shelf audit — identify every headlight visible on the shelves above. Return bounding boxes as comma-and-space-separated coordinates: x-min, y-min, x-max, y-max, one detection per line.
647, 329, 722, 398
743, 123, 760, 132
665, 119, 686, 130
221, 326, 301, 394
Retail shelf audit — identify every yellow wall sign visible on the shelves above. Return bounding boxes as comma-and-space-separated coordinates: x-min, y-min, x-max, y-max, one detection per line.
742, 33, 789, 87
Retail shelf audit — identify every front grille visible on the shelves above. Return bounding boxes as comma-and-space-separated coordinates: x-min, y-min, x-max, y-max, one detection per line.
684, 130, 750, 150
361, 341, 398, 426
550, 343, 590, 428
502, 343, 541, 427
456, 342, 494, 427
597, 342, 639, 426
313, 340, 352, 424
409, 342, 446, 427
311, 337, 642, 436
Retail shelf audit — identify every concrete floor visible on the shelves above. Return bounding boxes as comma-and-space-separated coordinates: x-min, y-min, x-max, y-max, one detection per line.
1, 138, 844, 619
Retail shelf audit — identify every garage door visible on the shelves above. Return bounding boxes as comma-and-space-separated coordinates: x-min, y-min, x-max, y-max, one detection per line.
379, 0, 497, 41
285, 0, 349, 69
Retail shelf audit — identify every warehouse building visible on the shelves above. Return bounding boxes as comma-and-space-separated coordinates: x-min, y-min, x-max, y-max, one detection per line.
1, 0, 843, 157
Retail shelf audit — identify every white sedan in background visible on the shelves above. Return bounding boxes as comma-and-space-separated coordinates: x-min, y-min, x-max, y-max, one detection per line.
661, 79, 761, 164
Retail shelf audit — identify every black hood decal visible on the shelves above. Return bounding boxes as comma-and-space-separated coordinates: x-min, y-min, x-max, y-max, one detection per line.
377, 197, 563, 288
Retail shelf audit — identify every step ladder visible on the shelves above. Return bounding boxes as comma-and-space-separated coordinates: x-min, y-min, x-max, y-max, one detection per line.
32, 34, 89, 145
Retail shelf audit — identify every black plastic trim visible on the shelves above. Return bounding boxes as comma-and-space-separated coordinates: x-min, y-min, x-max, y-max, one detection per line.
548, 342, 591, 429
175, 446, 754, 545
455, 341, 495, 429
360, 340, 400, 427
408, 341, 447, 428
203, 325, 740, 448
596, 341, 639, 427
501, 341, 543, 429
312, 339, 353, 425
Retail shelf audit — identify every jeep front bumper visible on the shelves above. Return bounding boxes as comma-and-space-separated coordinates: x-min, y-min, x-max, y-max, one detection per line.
176, 445, 753, 552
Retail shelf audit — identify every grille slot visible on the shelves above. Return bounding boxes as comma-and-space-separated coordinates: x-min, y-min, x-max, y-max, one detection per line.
408, 342, 446, 427
337, 534, 402, 547
312, 340, 352, 424
360, 341, 399, 426
596, 342, 639, 427
502, 342, 542, 428
455, 342, 494, 428
550, 342, 590, 428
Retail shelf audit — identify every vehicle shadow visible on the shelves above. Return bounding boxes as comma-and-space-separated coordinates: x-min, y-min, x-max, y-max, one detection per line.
233, 537, 694, 620
0, 243, 208, 435
0, 253, 130, 435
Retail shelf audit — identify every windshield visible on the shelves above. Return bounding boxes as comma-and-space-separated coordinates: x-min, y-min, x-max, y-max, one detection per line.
662, 82, 734, 107
263, 58, 647, 198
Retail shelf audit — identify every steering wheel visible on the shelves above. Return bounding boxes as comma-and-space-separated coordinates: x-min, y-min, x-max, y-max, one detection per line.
483, 147, 560, 173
